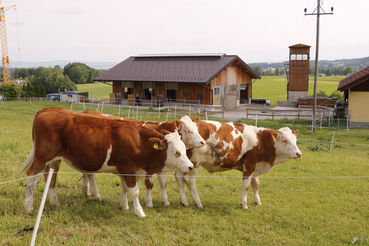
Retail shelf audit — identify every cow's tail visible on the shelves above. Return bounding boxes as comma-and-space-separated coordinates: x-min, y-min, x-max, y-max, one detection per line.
19, 143, 35, 175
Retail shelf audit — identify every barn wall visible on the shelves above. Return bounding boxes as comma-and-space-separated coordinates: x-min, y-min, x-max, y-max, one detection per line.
209, 62, 253, 106
348, 90, 369, 123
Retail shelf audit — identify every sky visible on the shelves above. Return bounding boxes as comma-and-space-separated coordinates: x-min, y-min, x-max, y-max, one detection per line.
4, 0, 369, 64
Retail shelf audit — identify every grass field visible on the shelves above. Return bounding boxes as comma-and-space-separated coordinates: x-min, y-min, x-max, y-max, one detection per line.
78, 76, 344, 107
0, 101, 368, 245
253, 76, 344, 106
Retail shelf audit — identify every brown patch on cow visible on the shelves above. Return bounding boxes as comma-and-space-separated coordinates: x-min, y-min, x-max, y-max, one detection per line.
216, 142, 224, 150
145, 176, 154, 189
219, 136, 244, 169
215, 123, 234, 143
196, 120, 216, 140
234, 123, 244, 133
242, 129, 277, 176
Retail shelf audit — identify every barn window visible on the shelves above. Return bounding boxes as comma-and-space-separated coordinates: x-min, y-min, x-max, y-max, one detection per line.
196, 94, 203, 103
290, 54, 296, 60
303, 54, 308, 60
214, 87, 220, 96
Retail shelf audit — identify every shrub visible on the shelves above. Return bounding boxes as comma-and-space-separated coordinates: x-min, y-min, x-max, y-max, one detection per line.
0, 83, 20, 100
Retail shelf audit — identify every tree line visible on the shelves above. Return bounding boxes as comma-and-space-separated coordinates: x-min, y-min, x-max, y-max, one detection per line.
1, 63, 103, 100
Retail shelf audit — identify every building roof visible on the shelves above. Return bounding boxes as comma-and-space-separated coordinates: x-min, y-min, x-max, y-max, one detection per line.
337, 66, 369, 91
94, 54, 259, 83
289, 43, 311, 48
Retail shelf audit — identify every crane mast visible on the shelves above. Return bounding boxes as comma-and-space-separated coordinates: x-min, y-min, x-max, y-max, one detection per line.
0, 1, 15, 84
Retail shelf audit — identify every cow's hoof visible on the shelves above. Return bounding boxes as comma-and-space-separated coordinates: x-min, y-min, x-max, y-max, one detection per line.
195, 203, 203, 209
145, 202, 153, 208
254, 201, 261, 206
121, 206, 129, 211
180, 201, 189, 207
162, 201, 170, 207
240, 204, 248, 210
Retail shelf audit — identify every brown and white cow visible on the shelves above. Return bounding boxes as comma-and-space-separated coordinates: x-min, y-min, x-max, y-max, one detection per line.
19, 108, 194, 217
153, 120, 302, 209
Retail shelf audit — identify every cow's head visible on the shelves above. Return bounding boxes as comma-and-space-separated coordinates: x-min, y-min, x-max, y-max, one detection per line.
178, 115, 205, 149
274, 127, 302, 160
150, 130, 194, 173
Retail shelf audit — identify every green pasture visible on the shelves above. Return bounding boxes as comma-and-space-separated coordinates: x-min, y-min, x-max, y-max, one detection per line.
79, 76, 344, 107
253, 76, 344, 106
1, 101, 368, 245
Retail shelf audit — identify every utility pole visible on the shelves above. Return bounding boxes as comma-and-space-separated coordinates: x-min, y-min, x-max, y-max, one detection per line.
305, 0, 333, 133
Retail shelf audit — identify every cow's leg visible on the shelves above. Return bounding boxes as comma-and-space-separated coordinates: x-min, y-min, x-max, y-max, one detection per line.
44, 160, 60, 206
240, 172, 254, 210
145, 175, 154, 208
82, 174, 91, 197
123, 176, 145, 218
24, 160, 46, 213
120, 177, 129, 211
184, 168, 202, 208
157, 172, 170, 206
87, 174, 100, 200
175, 171, 189, 207
251, 176, 261, 206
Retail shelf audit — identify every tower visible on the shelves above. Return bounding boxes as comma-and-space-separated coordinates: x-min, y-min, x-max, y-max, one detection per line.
288, 44, 311, 101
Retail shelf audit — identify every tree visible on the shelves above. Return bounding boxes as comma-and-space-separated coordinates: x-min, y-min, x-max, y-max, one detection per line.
253, 67, 264, 76
0, 83, 20, 100
63, 62, 102, 84
343, 67, 353, 75
30, 66, 76, 94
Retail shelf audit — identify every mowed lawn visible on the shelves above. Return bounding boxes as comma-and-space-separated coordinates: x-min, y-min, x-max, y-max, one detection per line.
77, 82, 112, 100
1, 101, 369, 245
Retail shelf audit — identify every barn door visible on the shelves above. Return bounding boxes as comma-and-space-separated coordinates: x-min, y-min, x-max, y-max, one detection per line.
213, 86, 224, 106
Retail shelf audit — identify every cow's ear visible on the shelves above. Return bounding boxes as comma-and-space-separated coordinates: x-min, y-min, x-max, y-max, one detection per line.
272, 131, 278, 143
148, 137, 166, 150
293, 129, 299, 136
192, 117, 200, 124
160, 129, 171, 135
174, 120, 182, 131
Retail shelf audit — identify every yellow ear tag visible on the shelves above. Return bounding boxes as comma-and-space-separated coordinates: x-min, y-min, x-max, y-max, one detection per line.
153, 143, 159, 149
272, 135, 276, 142
176, 125, 181, 130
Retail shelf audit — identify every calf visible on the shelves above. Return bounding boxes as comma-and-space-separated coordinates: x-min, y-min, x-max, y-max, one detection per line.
20, 108, 194, 217
156, 120, 302, 209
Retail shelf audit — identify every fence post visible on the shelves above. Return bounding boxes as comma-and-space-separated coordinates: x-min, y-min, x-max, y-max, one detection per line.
101, 102, 104, 113
174, 104, 177, 119
118, 104, 121, 116
128, 106, 131, 119
329, 132, 335, 151
136, 105, 139, 120
70, 100, 73, 111
328, 115, 331, 128
245, 108, 248, 119
272, 110, 274, 120
158, 105, 161, 120
97, 102, 100, 112
166, 108, 170, 121
205, 111, 208, 120
83, 101, 85, 110
320, 113, 323, 130
255, 114, 258, 127
30, 168, 54, 246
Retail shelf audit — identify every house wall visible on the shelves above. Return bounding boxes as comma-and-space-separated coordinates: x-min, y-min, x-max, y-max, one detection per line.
348, 90, 369, 123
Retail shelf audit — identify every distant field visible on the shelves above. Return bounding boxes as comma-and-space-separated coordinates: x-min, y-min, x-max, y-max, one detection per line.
78, 76, 344, 107
77, 82, 112, 100
0, 101, 368, 245
253, 76, 344, 106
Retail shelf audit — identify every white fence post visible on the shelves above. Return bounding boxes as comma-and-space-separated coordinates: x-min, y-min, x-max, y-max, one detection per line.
101, 102, 104, 113
255, 114, 258, 127
205, 111, 208, 120
166, 108, 170, 121
97, 102, 100, 112
30, 168, 54, 246
136, 105, 139, 120
128, 106, 131, 119
83, 101, 85, 110
70, 100, 73, 111
158, 105, 161, 120
118, 104, 121, 116
174, 104, 177, 119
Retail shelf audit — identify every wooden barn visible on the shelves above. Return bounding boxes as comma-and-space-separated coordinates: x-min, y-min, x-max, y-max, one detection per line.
338, 66, 369, 125
94, 54, 259, 109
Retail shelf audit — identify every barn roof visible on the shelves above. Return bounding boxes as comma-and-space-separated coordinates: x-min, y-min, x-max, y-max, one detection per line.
94, 54, 259, 83
337, 66, 369, 91
289, 43, 311, 48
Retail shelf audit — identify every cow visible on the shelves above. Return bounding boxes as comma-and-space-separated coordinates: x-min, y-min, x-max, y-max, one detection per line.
79, 110, 205, 207
150, 119, 302, 209
19, 108, 194, 217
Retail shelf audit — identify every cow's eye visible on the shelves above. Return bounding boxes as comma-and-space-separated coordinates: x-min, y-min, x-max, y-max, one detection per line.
174, 151, 181, 158
283, 139, 288, 144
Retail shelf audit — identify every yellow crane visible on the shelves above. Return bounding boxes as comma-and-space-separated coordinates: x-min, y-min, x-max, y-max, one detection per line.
0, 0, 15, 84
